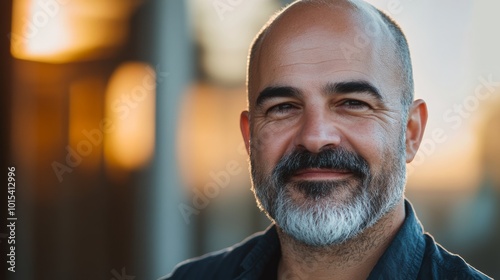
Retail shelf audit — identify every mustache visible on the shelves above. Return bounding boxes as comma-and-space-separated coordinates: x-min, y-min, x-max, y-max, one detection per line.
272, 147, 370, 183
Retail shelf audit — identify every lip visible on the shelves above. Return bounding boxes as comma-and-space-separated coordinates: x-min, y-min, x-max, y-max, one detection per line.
291, 168, 352, 180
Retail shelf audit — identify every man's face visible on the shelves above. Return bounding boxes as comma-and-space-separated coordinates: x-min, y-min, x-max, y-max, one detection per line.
241, 5, 410, 246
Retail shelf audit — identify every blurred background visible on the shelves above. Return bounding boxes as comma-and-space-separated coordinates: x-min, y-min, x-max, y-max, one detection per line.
1, 0, 499, 279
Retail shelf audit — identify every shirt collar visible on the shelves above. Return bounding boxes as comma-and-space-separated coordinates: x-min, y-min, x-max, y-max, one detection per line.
368, 199, 426, 279
236, 224, 280, 279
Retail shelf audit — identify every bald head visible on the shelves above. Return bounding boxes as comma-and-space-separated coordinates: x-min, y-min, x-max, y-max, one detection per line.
247, 0, 413, 116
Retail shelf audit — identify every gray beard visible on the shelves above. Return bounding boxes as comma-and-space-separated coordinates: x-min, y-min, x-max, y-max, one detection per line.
250, 143, 406, 247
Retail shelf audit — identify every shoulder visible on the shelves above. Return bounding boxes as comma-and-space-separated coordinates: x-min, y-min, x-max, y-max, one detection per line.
159, 228, 271, 280
418, 234, 492, 280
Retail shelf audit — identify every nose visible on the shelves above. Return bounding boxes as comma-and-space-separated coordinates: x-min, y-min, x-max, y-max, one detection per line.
294, 108, 341, 153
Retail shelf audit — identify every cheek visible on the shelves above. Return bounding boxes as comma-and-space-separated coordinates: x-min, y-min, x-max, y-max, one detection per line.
250, 123, 296, 174
342, 122, 397, 169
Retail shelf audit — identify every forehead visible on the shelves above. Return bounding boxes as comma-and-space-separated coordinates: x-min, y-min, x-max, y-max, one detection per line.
249, 2, 399, 105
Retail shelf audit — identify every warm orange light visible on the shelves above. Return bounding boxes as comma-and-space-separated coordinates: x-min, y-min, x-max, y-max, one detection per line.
10, 0, 141, 63
104, 62, 156, 170
69, 77, 106, 172
407, 127, 481, 192
177, 83, 249, 190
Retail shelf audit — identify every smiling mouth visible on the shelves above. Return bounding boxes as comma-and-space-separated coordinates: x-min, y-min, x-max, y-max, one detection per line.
291, 168, 353, 181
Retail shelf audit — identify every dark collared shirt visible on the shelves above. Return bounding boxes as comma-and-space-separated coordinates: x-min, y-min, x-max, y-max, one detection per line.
163, 200, 492, 280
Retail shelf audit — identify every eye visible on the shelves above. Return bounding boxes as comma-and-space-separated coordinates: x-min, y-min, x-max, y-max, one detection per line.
266, 103, 298, 116
340, 99, 371, 110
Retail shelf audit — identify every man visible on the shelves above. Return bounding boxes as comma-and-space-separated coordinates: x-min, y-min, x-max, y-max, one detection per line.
164, 0, 492, 279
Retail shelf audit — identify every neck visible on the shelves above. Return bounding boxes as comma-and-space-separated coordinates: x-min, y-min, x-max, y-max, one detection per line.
276, 200, 405, 280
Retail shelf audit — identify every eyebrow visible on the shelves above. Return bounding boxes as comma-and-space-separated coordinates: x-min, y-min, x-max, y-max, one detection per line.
255, 86, 302, 108
254, 80, 383, 107
324, 81, 383, 101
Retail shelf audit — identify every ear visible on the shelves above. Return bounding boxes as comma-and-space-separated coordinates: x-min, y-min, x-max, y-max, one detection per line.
240, 111, 251, 155
405, 99, 428, 163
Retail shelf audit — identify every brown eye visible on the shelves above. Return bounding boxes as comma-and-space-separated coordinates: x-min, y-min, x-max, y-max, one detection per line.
341, 99, 371, 110
267, 103, 297, 115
